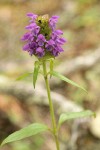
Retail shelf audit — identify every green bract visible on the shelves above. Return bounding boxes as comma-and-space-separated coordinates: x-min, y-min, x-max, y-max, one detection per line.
36, 15, 51, 40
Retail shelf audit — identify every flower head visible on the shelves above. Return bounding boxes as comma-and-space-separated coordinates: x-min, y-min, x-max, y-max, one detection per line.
21, 13, 67, 58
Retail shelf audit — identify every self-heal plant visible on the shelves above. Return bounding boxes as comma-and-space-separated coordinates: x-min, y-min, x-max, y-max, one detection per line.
1, 13, 95, 150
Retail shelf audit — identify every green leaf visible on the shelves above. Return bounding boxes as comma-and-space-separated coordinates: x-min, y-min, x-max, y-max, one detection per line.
50, 59, 54, 78
33, 61, 40, 88
16, 72, 32, 81
51, 71, 87, 92
58, 110, 95, 127
1, 123, 48, 146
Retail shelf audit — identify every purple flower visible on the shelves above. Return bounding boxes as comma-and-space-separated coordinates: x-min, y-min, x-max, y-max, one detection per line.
25, 23, 37, 30
21, 13, 67, 57
51, 32, 58, 41
36, 34, 46, 46
29, 49, 34, 56
23, 43, 30, 51
21, 33, 30, 41
29, 42, 37, 50
52, 46, 64, 56
49, 15, 59, 30
36, 47, 45, 57
47, 39, 55, 45
56, 37, 66, 45
27, 13, 38, 22
45, 39, 55, 51
55, 30, 63, 35
32, 26, 40, 36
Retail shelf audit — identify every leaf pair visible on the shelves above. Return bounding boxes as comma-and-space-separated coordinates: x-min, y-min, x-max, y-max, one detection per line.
1, 110, 95, 146
16, 63, 86, 92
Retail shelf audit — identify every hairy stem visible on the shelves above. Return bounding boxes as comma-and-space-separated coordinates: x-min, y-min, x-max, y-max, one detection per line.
43, 60, 60, 150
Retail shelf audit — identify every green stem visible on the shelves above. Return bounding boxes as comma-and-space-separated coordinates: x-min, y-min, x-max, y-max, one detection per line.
43, 60, 60, 150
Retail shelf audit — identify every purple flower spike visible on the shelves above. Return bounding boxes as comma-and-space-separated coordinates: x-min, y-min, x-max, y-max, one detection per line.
21, 13, 67, 58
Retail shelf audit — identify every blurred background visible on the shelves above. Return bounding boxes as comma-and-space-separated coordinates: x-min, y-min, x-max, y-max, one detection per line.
0, 0, 100, 150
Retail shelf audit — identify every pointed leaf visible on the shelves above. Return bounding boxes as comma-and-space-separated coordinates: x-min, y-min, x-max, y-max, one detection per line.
1, 123, 48, 146
58, 110, 95, 127
51, 71, 87, 92
16, 72, 32, 81
33, 61, 40, 88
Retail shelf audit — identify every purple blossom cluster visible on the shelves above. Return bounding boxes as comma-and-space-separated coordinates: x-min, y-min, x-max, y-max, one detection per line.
21, 13, 66, 58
